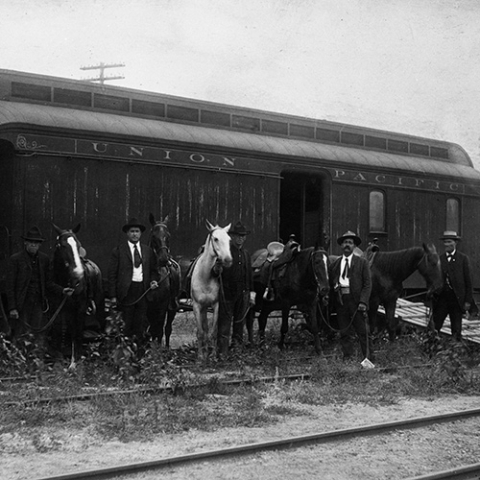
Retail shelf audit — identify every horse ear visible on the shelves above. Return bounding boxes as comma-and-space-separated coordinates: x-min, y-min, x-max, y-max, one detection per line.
224, 223, 231, 232
162, 214, 169, 224
73, 223, 81, 234
149, 213, 155, 226
205, 220, 215, 232
52, 223, 63, 235
423, 243, 436, 253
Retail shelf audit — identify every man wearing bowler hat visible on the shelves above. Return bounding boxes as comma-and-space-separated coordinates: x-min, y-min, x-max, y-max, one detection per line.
432, 231, 473, 341
108, 218, 158, 342
6, 226, 70, 342
329, 230, 374, 363
217, 221, 255, 356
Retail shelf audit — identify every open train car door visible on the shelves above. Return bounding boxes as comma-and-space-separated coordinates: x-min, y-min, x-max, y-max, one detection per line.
279, 170, 331, 249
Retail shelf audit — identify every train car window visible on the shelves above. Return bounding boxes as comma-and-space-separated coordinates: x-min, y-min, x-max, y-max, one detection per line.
387, 139, 408, 153
290, 124, 315, 139
94, 93, 130, 112
54, 88, 92, 107
12, 82, 51, 102
410, 142, 429, 156
369, 190, 385, 232
132, 99, 165, 117
262, 119, 288, 135
167, 105, 199, 122
365, 136, 387, 150
446, 198, 460, 232
232, 115, 260, 131
316, 128, 340, 143
341, 131, 364, 146
200, 110, 231, 127
431, 146, 449, 159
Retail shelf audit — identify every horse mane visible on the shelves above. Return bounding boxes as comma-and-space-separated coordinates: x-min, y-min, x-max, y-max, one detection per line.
374, 247, 424, 278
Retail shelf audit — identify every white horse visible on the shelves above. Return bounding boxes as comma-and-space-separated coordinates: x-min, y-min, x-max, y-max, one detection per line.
190, 221, 232, 360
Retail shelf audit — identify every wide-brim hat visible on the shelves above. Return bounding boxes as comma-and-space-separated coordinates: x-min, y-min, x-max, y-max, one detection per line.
440, 230, 461, 241
122, 217, 146, 233
230, 221, 251, 235
21, 226, 45, 242
337, 230, 362, 246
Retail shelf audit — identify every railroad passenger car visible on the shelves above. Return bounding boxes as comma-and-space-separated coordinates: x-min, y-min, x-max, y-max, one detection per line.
1, 69, 480, 298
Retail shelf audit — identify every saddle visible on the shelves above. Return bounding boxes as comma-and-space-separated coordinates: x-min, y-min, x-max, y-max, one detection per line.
255, 235, 301, 301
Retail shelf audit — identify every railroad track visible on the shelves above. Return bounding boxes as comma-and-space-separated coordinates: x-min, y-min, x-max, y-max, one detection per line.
2, 363, 434, 407
30, 407, 480, 480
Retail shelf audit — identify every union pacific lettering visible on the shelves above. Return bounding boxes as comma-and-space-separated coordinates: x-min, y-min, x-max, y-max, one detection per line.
332, 168, 463, 194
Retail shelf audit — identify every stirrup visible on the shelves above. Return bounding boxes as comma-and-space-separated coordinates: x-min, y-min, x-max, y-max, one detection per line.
263, 288, 274, 302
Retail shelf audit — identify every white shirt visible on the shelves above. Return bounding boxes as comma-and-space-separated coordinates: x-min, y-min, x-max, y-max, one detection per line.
339, 255, 351, 287
128, 241, 143, 282
446, 250, 456, 262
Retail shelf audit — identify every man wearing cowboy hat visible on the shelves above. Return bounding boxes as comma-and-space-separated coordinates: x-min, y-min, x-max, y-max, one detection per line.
6, 226, 68, 342
432, 231, 474, 340
217, 221, 255, 355
108, 218, 158, 341
329, 230, 374, 362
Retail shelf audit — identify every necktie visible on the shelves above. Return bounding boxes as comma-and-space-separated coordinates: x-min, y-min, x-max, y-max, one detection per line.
133, 244, 142, 268
342, 259, 350, 279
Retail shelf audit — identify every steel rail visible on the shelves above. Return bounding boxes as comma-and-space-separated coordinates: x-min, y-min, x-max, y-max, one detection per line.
31, 408, 480, 480
404, 462, 480, 480
3, 364, 434, 406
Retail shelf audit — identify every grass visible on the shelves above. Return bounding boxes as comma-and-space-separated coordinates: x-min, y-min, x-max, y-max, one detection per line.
1, 326, 480, 446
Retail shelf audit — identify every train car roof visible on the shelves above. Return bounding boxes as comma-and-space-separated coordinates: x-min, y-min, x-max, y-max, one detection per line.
0, 69, 474, 169
1, 100, 479, 183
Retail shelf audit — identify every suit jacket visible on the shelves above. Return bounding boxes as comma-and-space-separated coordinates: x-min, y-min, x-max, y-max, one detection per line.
221, 243, 254, 301
440, 251, 473, 307
107, 241, 158, 301
330, 254, 372, 307
6, 249, 63, 312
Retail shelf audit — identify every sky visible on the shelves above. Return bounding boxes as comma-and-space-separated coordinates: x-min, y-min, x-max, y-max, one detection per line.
2, 0, 480, 168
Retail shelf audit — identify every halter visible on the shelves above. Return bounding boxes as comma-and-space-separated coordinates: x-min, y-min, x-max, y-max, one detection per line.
151, 223, 171, 253
310, 249, 329, 294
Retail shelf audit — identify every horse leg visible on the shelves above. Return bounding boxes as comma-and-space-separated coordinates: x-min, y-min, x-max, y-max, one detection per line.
309, 302, 321, 354
164, 308, 176, 349
278, 308, 289, 350
194, 303, 209, 361
245, 309, 255, 346
368, 301, 381, 337
148, 296, 170, 346
385, 301, 399, 342
257, 310, 269, 346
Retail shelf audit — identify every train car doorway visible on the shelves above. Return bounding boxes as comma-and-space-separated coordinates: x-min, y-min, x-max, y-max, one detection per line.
279, 171, 330, 248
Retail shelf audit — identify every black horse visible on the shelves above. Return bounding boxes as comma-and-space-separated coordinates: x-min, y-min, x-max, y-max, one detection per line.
50, 224, 105, 363
247, 245, 330, 353
368, 244, 443, 340
147, 214, 181, 348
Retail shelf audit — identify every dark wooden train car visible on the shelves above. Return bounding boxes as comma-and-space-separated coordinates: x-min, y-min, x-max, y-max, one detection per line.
1, 69, 480, 296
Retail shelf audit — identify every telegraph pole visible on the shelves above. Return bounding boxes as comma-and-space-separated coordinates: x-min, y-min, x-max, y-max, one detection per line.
80, 62, 125, 85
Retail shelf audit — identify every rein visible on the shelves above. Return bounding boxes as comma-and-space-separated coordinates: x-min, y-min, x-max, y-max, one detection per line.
25, 295, 68, 334
118, 270, 170, 308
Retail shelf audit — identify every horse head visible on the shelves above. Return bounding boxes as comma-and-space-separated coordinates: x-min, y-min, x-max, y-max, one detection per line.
149, 213, 171, 267
52, 223, 85, 293
419, 243, 443, 298
205, 220, 232, 268
311, 248, 330, 302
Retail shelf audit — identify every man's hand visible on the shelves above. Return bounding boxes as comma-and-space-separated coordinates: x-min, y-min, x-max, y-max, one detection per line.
110, 297, 118, 309
463, 302, 471, 312
63, 287, 75, 297
249, 291, 256, 305
150, 280, 159, 290
9, 309, 19, 320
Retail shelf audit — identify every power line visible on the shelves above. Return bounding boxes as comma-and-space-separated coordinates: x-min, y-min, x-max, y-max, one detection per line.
80, 62, 125, 85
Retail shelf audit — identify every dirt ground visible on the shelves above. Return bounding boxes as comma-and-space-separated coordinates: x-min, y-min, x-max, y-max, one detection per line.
2, 394, 480, 480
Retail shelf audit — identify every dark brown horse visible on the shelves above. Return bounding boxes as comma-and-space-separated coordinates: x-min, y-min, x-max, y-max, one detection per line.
51, 224, 104, 363
368, 244, 443, 340
147, 214, 181, 348
247, 246, 330, 353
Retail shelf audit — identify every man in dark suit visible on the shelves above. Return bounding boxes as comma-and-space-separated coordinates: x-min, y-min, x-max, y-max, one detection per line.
432, 231, 473, 341
6, 226, 70, 342
217, 221, 255, 355
330, 230, 374, 363
108, 218, 158, 341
